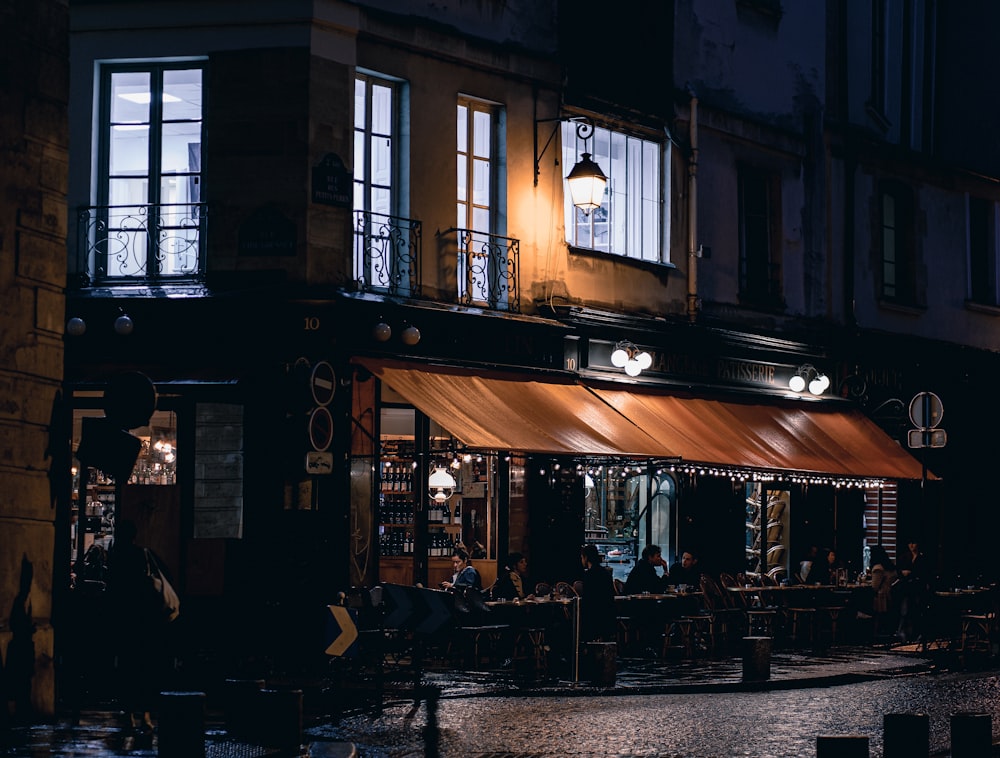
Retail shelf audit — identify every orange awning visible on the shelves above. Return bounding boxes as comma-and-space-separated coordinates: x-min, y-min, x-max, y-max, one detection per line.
359, 358, 928, 480
591, 388, 928, 481
359, 359, 665, 457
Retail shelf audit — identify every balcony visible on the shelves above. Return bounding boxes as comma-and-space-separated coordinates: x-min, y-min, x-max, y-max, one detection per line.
354, 210, 422, 298
77, 203, 207, 286
444, 227, 520, 313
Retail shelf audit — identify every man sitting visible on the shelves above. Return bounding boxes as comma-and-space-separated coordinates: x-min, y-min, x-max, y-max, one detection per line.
624, 544, 669, 595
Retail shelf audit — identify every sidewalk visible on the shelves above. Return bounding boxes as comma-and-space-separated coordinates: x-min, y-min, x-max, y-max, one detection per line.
0, 644, 950, 757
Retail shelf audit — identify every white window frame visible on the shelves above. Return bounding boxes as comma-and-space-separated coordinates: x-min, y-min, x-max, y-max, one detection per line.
353, 72, 410, 291
457, 96, 507, 305
561, 120, 667, 263
96, 60, 205, 281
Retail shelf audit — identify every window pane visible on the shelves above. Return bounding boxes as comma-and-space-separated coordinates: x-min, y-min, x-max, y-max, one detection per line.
372, 135, 392, 188
353, 130, 365, 183
472, 206, 489, 234
457, 105, 467, 154
162, 68, 202, 122
371, 84, 392, 134
473, 110, 491, 158
108, 178, 149, 207
472, 159, 490, 206
354, 78, 366, 129
109, 126, 149, 176
457, 160, 467, 203
111, 71, 150, 124
371, 186, 391, 216
161, 122, 200, 174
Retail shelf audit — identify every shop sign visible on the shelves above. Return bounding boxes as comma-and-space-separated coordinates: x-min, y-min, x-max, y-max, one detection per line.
324, 604, 358, 657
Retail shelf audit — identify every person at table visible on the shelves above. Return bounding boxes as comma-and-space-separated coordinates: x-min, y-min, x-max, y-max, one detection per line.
667, 549, 702, 589
869, 544, 899, 639
579, 544, 616, 642
441, 547, 482, 591
821, 547, 846, 585
896, 538, 930, 642
624, 544, 669, 595
798, 544, 820, 584
492, 552, 528, 600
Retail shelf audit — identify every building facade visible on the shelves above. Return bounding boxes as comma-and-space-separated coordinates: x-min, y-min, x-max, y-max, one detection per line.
21, 0, 994, 713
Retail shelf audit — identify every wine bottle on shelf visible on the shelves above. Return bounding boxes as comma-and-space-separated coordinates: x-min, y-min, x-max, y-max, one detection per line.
452, 499, 461, 525
442, 501, 451, 526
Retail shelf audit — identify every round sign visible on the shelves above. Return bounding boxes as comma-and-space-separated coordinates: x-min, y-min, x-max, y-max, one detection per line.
308, 406, 334, 452
908, 391, 944, 429
310, 360, 337, 407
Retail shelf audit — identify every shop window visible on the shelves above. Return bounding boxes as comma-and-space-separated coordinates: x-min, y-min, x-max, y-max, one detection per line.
584, 465, 674, 582
70, 406, 180, 584
85, 61, 205, 284
562, 121, 666, 262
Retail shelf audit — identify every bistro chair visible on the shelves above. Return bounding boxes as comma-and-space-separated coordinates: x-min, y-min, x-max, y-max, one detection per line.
555, 581, 578, 598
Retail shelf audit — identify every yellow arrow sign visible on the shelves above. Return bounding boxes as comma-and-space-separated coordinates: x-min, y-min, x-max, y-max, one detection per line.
325, 605, 358, 656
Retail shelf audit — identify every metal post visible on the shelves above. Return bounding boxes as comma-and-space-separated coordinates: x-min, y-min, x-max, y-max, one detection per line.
572, 596, 580, 682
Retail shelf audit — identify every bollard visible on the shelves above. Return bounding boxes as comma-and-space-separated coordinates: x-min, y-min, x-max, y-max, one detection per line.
883, 713, 929, 758
742, 636, 771, 681
951, 712, 992, 758
816, 735, 869, 757
421, 685, 441, 758
584, 642, 617, 687
223, 678, 264, 741
158, 691, 206, 758
258, 688, 303, 753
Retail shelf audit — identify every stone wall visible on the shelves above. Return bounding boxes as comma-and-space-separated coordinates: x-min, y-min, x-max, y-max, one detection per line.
0, 0, 69, 718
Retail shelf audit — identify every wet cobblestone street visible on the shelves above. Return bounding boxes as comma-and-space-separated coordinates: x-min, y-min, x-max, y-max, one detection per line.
316, 661, 1000, 757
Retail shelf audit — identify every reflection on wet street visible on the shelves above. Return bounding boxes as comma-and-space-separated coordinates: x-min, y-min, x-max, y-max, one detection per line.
317, 670, 1000, 757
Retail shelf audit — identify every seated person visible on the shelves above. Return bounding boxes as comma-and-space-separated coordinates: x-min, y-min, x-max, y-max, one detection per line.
492, 552, 528, 600
624, 544, 669, 595
441, 547, 482, 591
667, 549, 702, 588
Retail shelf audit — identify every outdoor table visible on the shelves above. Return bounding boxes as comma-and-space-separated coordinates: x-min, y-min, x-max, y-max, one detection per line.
484, 597, 576, 671
924, 587, 995, 651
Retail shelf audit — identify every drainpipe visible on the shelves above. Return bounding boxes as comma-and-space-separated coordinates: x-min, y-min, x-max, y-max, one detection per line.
686, 92, 699, 322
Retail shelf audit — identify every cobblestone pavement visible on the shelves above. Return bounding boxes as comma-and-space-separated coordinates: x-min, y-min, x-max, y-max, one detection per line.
1, 644, 995, 757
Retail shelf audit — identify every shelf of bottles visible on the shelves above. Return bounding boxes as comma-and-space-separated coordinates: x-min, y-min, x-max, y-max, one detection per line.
378, 448, 464, 559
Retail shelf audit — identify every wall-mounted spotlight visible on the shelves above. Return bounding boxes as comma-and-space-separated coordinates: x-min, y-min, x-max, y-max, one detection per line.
789, 364, 830, 396
66, 317, 86, 336
372, 321, 392, 342
611, 340, 653, 377
400, 324, 421, 346
114, 312, 134, 336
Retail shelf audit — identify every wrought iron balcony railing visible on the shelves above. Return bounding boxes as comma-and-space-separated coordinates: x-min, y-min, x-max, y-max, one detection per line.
77, 203, 207, 285
354, 210, 422, 297
446, 227, 520, 313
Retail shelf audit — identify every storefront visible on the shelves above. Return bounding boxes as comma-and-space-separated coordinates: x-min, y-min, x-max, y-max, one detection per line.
348, 347, 930, 593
